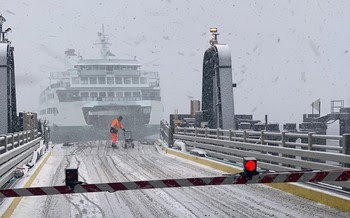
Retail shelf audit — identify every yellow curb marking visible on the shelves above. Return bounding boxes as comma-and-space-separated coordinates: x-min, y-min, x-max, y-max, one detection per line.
2, 151, 52, 218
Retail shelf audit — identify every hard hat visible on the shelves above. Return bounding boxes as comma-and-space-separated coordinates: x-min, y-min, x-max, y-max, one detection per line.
118, 116, 123, 120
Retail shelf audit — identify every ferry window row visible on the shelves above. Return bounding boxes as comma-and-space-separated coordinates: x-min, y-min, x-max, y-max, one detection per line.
73, 76, 147, 85
80, 91, 141, 98
39, 107, 59, 115
78, 65, 138, 71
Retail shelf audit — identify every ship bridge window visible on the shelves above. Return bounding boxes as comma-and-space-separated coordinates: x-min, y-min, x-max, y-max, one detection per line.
90, 92, 98, 97
107, 77, 114, 84
140, 77, 147, 84
98, 77, 106, 84
89, 77, 97, 84
81, 77, 88, 84
106, 65, 113, 71
108, 92, 115, 97
93, 65, 99, 70
80, 92, 89, 98
72, 78, 80, 84
99, 66, 106, 70
47, 107, 58, 115
114, 65, 120, 70
121, 66, 127, 70
99, 92, 106, 97
115, 92, 123, 97
132, 77, 139, 84
124, 77, 131, 84
125, 92, 132, 97
115, 77, 123, 84
132, 92, 141, 97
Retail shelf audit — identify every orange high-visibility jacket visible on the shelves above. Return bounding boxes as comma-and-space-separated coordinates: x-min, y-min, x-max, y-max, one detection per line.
111, 119, 123, 130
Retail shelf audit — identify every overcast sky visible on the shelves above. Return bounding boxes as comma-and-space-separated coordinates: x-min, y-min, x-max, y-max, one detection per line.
1, 0, 349, 126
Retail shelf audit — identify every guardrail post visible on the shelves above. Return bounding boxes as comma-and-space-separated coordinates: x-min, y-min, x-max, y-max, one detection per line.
281, 131, 286, 148
280, 131, 290, 167
17, 133, 20, 147
9, 133, 15, 149
229, 129, 232, 141
195, 128, 198, 137
205, 128, 208, 138
343, 134, 350, 168
4, 135, 8, 152
217, 128, 220, 139
243, 130, 247, 143
183, 128, 186, 135
308, 132, 314, 150
260, 131, 265, 145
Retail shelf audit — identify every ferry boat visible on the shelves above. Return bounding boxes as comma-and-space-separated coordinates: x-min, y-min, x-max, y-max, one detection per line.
39, 27, 162, 142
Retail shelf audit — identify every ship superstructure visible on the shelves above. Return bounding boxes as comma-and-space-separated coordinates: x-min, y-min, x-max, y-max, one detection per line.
39, 28, 161, 141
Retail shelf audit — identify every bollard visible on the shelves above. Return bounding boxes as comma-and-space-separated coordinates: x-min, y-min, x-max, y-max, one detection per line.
342, 134, 350, 168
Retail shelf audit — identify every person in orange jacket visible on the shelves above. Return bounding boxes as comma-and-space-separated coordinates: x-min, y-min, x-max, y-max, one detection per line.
110, 116, 125, 147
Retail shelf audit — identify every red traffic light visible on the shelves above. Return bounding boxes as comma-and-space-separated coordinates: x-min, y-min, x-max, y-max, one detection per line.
245, 160, 256, 172
243, 157, 258, 180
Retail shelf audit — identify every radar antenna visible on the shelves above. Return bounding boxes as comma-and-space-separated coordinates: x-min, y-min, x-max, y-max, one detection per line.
94, 25, 114, 59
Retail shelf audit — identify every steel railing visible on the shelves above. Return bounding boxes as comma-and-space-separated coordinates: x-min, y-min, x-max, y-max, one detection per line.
160, 125, 350, 190
0, 129, 48, 188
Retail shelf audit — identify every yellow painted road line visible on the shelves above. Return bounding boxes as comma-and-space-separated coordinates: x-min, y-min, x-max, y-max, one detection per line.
161, 144, 350, 213
2, 152, 52, 218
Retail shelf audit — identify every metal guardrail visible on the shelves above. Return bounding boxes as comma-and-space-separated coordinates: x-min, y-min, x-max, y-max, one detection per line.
160, 121, 171, 145
175, 127, 348, 154
162, 126, 350, 190
0, 129, 45, 188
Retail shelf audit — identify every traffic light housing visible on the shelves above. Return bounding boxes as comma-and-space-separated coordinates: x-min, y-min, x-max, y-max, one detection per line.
243, 157, 258, 179
65, 167, 79, 189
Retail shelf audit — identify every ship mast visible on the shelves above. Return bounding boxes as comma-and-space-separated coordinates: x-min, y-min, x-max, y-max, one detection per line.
94, 25, 113, 59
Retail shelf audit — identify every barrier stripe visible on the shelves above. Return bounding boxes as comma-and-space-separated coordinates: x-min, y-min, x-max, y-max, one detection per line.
0, 169, 349, 198
157, 142, 350, 212
336, 171, 350, 181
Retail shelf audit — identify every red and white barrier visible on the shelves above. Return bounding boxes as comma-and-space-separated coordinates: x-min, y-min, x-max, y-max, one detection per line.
0, 169, 349, 198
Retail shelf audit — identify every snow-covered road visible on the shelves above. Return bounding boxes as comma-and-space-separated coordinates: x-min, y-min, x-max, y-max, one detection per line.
9, 141, 350, 217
